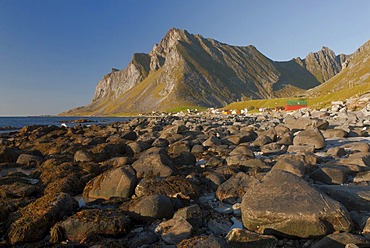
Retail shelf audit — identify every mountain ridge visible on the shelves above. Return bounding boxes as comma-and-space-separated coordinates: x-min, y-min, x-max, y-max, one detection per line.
62, 28, 352, 115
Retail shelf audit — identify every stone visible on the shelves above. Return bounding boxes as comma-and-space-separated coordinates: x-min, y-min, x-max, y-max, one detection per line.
202, 136, 221, 147
177, 235, 228, 248
226, 228, 278, 248
339, 152, 370, 167
322, 128, 348, 139
16, 154, 44, 167
241, 170, 352, 238
216, 172, 258, 204
7, 193, 77, 244
327, 147, 347, 158
134, 176, 198, 199
350, 211, 370, 233
132, 153, 173, 178
316, 185, 370, 212
230, 145, 255, 157
311, 232, 370, 248
310, 167, 346, 185
155, 217, 193, 244
353, 171, 370, 183
74, 150, 94, 162
293, 129, 325, 150
83, 165, 137, 200
341, 142, 370, 153
253, 135, 273, 147
287, 144, 315, 153
50, 209, 131, 243
191, 144, 204, 154
272, 156, 306, 177
129, 194, 174, 220
174, 205, 202, 227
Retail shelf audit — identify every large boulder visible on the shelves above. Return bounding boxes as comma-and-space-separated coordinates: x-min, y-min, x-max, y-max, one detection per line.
241, 170, 352, 238
83, 165, 137, 200
7, 193, 77, 244
132, 154, 173, 178
293, 129, 325, 150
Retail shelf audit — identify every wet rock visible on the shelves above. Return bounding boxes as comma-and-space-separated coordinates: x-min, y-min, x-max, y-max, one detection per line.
226, 228, 278, 248
83, 165, 137, 200
216, 172, 258, 204
134, 176, 198, 199
311, 232, 370, 248
16, 154, 44, 167
132, 153, 173, 178
50, 209, 131, 243
129, 194, 174, 221
316, 185, 370, 212
7, 193, 78, 244
0, 182, 39, 198
293, 129, 325, 150
177, 235, 228, 248
241, 170, 352, 238
155, 217, 193, 244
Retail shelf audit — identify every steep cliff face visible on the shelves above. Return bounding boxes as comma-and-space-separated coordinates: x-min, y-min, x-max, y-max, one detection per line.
308, 40, 370, 96
62, 28, 349, 115
303, 47, 344, 83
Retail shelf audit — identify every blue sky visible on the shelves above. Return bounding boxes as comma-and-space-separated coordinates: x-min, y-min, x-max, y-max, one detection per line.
1, 0, 369, 116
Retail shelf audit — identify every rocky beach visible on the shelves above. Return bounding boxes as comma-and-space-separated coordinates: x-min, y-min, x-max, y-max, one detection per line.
1, 100, 370, 247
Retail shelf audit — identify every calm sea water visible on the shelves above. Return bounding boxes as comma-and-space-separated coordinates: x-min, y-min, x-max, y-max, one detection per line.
0, 116, 131, 131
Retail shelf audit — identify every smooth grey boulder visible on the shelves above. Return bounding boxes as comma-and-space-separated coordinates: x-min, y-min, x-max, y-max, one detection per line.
241, 170, 352, 238
83, 166, 137, 200
293, 129, 325, 150
132, 153, 173, 178
129, 194, 174, 220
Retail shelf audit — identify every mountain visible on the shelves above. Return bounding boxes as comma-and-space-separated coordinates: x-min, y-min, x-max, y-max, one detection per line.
307, 40, 370, 97
62, 28, 346, 115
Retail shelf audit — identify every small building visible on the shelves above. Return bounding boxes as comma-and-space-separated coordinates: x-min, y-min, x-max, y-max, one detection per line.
285, 100, 307, 111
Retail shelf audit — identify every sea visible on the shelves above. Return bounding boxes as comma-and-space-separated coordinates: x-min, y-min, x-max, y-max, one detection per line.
0, 116, 131, 132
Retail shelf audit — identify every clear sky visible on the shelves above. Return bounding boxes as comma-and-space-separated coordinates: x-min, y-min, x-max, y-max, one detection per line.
1, 0, 369, 116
